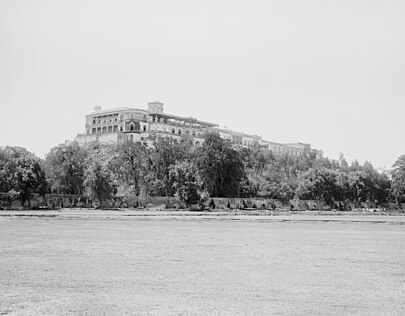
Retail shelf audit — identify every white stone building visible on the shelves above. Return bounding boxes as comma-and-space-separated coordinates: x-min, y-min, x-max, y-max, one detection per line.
75, 101, 316, 157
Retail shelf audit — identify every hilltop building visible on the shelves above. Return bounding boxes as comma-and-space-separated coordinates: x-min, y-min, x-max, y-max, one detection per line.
75, 101, 316, 157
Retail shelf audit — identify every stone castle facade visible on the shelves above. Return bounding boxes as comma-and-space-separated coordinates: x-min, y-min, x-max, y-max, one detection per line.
75, 101, 315, 157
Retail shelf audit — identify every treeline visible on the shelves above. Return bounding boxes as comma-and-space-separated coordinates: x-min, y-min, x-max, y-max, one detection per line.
1, 132, 405, 207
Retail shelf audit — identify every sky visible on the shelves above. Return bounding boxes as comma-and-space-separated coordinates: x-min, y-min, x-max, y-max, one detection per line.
0, 0, 404, 170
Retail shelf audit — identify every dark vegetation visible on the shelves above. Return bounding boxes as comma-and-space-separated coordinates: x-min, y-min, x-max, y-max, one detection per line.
1, 133, 404, 208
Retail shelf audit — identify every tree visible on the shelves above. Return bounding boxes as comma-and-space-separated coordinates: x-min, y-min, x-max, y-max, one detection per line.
238, 146, 275, 197
112, 141, 147, 197
296, 168, 340, 205
0, 147, 15, 193
356, 161, 391, 205
44, 141, 87, 194
83, 160, 115, 208
335, 171, 364, 203
83, 143, 116, 208
144, 136, 187, 196
0, 147, 47, 206
339, 153, 349, 171
391, 155, 405, 204
169, 160, 205, 207
196, 132, 244, 197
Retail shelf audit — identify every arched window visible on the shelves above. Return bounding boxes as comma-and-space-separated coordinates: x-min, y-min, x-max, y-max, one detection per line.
92, 128, 96, 134
108, 126, 112, 133
143, 125, 147, 132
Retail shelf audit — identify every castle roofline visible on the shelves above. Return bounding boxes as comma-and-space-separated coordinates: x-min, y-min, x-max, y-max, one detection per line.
87, 107, 148, 116
282, 142, 310, 149
283, 142, 310, 146
262, 140, 284, 146
151, 112, 218, 127
215, 128, 262, 139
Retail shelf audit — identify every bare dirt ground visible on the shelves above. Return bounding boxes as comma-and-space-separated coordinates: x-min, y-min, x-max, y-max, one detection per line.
1, 210, 404, 315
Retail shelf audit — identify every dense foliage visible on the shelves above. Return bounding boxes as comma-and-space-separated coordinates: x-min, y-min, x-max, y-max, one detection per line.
0, 147, 47, 205
0, 133, 402, 207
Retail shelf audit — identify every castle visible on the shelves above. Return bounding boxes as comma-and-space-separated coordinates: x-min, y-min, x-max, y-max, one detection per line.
75, 101, 314, 156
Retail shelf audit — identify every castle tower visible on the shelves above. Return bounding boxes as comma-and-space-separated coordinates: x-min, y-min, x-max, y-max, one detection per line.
148, 101, 164, 113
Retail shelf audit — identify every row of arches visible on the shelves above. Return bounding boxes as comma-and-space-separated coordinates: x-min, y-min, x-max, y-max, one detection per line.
91, 125, 121, 134
169, 128, 202, 138
128, 122, 147, 132
90, 123, 149, 134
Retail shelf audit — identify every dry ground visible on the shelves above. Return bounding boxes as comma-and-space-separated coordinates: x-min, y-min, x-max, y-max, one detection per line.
1, 211, 404, 315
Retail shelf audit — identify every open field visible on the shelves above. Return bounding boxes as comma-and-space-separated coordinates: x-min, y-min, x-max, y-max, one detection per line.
1, 211, 405, 315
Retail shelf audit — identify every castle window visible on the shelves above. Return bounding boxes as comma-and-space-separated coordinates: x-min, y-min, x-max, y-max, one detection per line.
113, 125, 118, 132
130, 125, 134, 132
178, 130, 181, 135
143, 125, 147, 132
108, 126, 112, 133
172, 129, 175, 134
92, 119, 96, 125
120, 126, 123, 132
92, 128, 96, 134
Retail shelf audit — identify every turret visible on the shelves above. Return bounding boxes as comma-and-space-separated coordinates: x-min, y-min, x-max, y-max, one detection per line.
148, 101, 164, 113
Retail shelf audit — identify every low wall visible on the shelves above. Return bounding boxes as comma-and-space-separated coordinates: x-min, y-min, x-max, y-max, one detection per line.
0, 193, 183, 210
0, 193, 403, 211
202, 198, 404, 211
204, 198, 327, 210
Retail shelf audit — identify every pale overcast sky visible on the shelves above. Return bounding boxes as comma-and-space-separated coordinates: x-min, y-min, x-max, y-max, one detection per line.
0, 0, 404, 169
